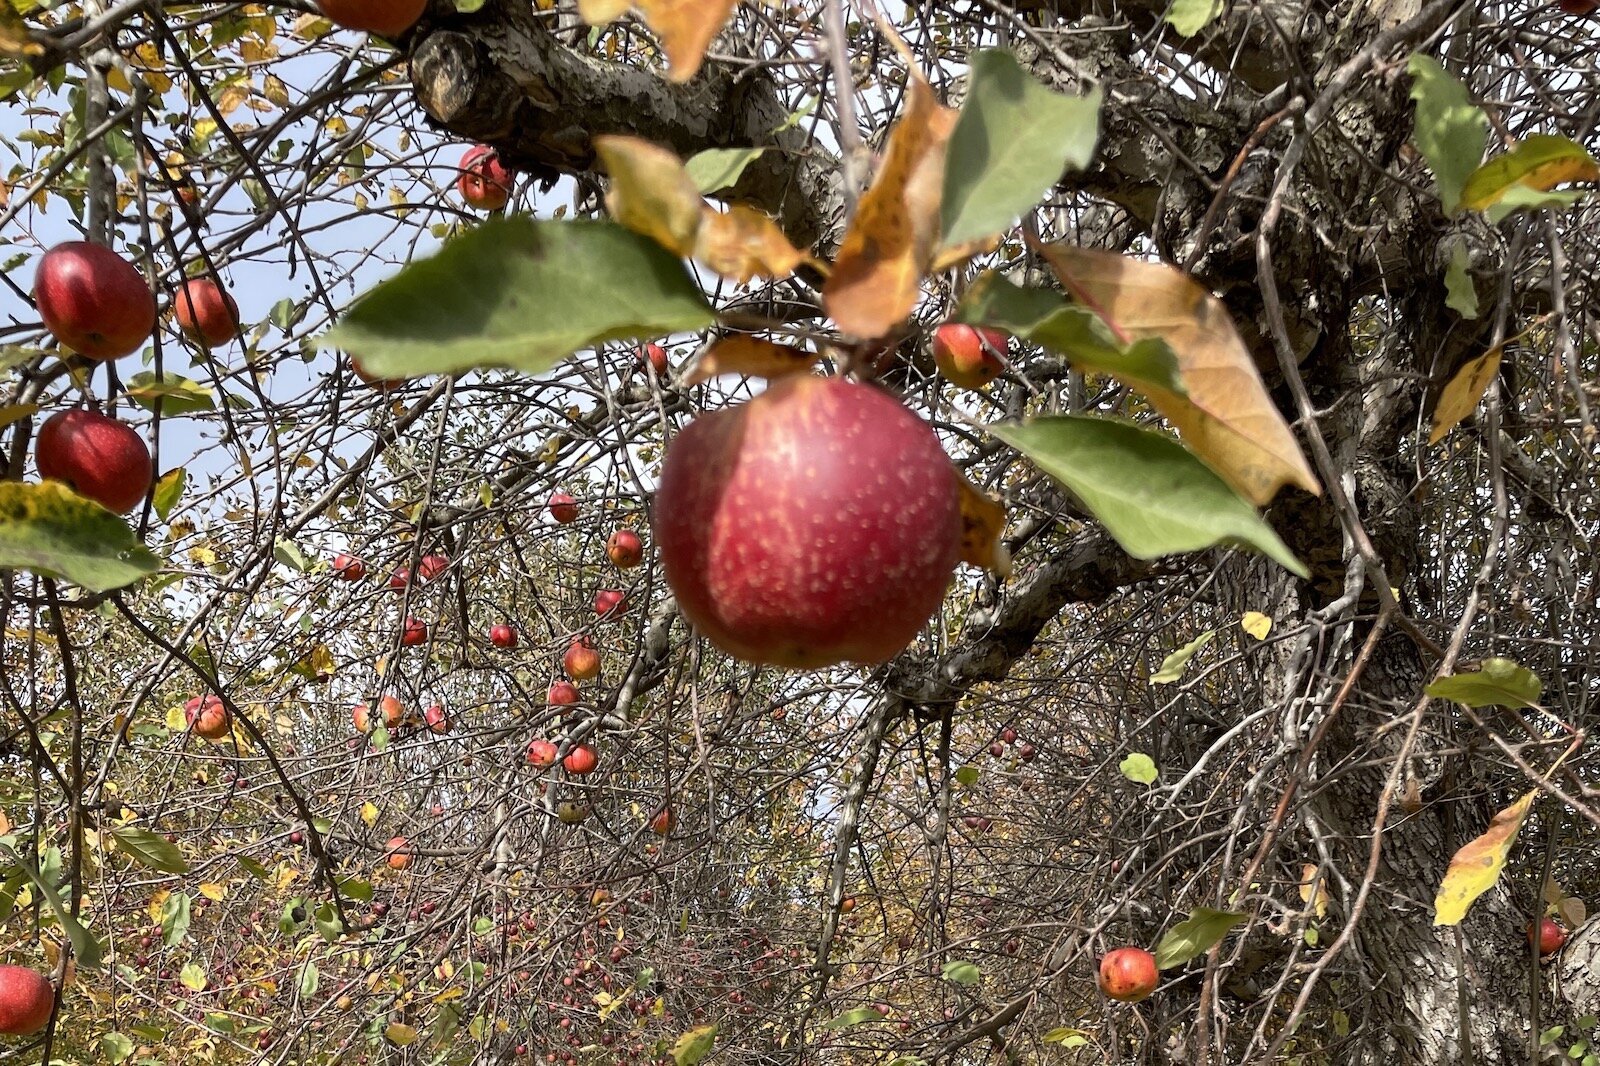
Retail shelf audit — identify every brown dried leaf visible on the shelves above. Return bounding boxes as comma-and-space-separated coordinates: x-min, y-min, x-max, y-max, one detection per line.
695, 205, 807, 283
1040, 246, 1320, 506
824, 75, 957, 339
1559, 896, 1587, 930
1428, 346, 1501, 444
1433, 790, 1536, 926
595, 135, 703, 256
683, 336, 818, 386
637, 0, 739, 83
956, 472, 1010, 576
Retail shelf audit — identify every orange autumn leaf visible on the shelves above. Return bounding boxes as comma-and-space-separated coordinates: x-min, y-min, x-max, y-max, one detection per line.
683, 336, 818, 385
1040, 246, 1320, 506
1428, 346, 1501, 444
824, 75, 957, 339
1433, 790, 1535, 926
595, 135, 704, 256
580, 1, 739, 83
695, 204, 809, 284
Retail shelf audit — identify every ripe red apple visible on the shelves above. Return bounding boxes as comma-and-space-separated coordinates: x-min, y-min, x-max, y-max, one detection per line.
649, 807, 675, 836
417, 553, 449, 581
653, 376, 961, 668
401, 617, 428, 646
353, 695, 404, 733
1018, 742, 1037, 762
1098, 947, 1159, 1002
33, 241, 156, 361
526, 739, 559, 767
384, 835, 413, 870
839, 896, 856, 914
35, 409, 152, 515
593, 589, 626, 619
563, 638, 600, 682
388, 567, 410, 590
1000, 726, 1017, 744
547, 681, 579, 706
457, 145, 513, 211
1530, 916, 1567, 955
563, 744, 598, 775
1559, 0, 1597, 13
490, 624, 518, 649
351, 356, 403, 391
549, 493, 579, 524
332, 553, 365, 581
606, 529, 644, 569
315, 0, 426, 37
184, 695, 230, 741
932, 323, 1008, 390
0, 965, 54, 1035
424, 704, 450, 734
173, 277, 239, 348
637, 343, 668, 376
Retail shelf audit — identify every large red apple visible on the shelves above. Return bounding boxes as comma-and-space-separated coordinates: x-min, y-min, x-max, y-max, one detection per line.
652, 375, 961, 668
332, 553, 365, 581
547, 681, 579, 706
931, 323, 1008, 390
0, 965, 54, 1035
401, 617, 428, 646
489, 624, 518, 649
457, 146, 513, 211
526, 738, 559, 767
315, 0, 426, 37
173, 277, 239, 348
418, 553, 449, 581
563, 638, 600, 681
33, 241, 155, 361
637, 343, 669, 376
1530, 916, 1567, 955
35, 409, 152, 514
607, 529, 644, 569
1098, 947, 1159, 1002
593, 589, 626, 619
549, 493, 579, 524
563, 744, 598, 775
184, 695, 230, 741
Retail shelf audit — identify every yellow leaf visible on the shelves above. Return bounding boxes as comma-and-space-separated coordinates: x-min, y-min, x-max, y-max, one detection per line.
956, 472, 1010, 576
636, 0, 738, 83
1298, 864, 1329, 919
148, 889, 170, 923
0, 404, 39, 431
682, 336, 817, 386
577, 0, 631, 23
275, 866, 299, 892
825, 75, 956, 339
384, 1023, 418, 1046
432, 986, 464, 1003
198, 883, 226, 902
360, 802, 379, 826
105, 66, 132, 93
193, 117, 217, 142
262, 74, 290, 108
595, 135, 703, 256
216, 84, 249, 116
1433, 790, 1536, 926
1240, 611, 1272, 640
1460, 134, 1600, 212
694, 204, 808, 283
1428, 346, 1501, 445
1039, 246, 1321, 506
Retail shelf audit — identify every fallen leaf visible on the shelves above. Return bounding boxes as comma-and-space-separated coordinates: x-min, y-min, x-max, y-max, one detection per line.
682, 336, 817, 385
1433, 790, 1536, 926
1039, 246, 1320, 506
1428, 346, 1501, 444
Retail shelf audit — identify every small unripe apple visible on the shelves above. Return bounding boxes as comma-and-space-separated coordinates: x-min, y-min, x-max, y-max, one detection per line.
557, 800, 591, 825
549, 493, 579, 524
547, 681, 579, 706
563, 744, 598, 775
593, 589, 626, 619
424, 703, 450, 734
183, 695, 230, 741
606, 529, 645, 569
315, 0, 426, 37
384, 836, 412, 870
457, 145, 513, 211
35, 409, 152, 515
401, 617, 428, 646
173, 277, 239, 348
563, 638, 600, 681
33, 241, 156, 361
418, 553, 449, 581
332, 553, 365, 581
931, 323, 1008, 390
490, 624, 518, 649
653, 376, 960, 668
526, 739, 558, 767
1530, 916, 1567, 955
637, 343, 668, 376
1098, 947, 1159, 1002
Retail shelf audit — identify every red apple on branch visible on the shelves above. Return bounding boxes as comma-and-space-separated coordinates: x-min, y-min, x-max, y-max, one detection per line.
549, 493, 579, 524
401, 617, 428, 646
332, 553, 365, 581
173, 277, 239, 348
606, 529, 644, 569
525, 739, 558, 767
1530, 916, 1567, 955
33, 241, 156, 361
315, 0, 426, 37
384, 835, 413, 870
490, 624, 518, 649
547, 681, 579, 706
0, 965, 54, 1035
424, 704, 450, 734
637, 343, 669, 376
593, 589, 626, 619
35, 409, 152, 515
563, 638, 600, 681
563, 744, 598, 775
184, 695, 230, 741
457, 145, 513, 211
1098, 947, 1159, 1002
932, 323, 1008, 391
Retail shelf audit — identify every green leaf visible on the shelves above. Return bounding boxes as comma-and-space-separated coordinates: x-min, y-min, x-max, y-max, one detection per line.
941, 51, 1100, 251
1482, 183, 1584, 224
313, 900, 343, 943
336, 876, 373, 903
685, 148, 766, 194
1151, 631, 1215, 684
151, 468, 185, 522
954, 273, 1183, 395
1165, 0, 1223, 34
1443, 239, 1478, 319
452, 0, 486, 9
1042, 1028, 1089, 1048
1460, 133, 1599, 214
385, 1022, 420, 1047
1425, 657, 1542, 709
671, 1023, 718, 1066
1119, 753, 1159, 785
273, 538, 309, 572
0, 481, 161, 591
161, 890, 191, 947
269, 297, 304, 332
110, 827, 188, 874
101, 1032, 134, 1064
1154, 907, 1246, 969
237, 855, 270, 881
124, 372, 215, 416
1406, 55, 1487, 214
298, 960, 319, 998
179, 961, 207, 991
954, 765, 980, 788
821, 1007, 884, 1030
322, 217, 714, 380
992, 417, 1307, 577
1, 845, 105, 967
940, 960, 983, 986
278, 897, 306, 936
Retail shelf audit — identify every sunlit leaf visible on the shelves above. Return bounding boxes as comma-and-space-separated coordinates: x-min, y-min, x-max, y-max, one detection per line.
1166, 0, 1223, 34
1153, 907, 1246, 969
1434, 791, 1536, 926
671, 1023, 718, 1066
179, 962, 207, 991
940, 960, 983, 986
1119, 753, 1158, 785
682, 336, 817, 385
1239, 611, 1272, 640
1460, 134, 1599, 213
1425, 656, 1542, 709
110, 827, 188, 874
0, 482, 161, 591
1444, 238, 1479, 320
1299, 864, 1330, 919
152, 468, 185, 522
125, 373, 216, 416
694, 204, 808, 283
956, 472, 1010, 576
1407, 54, 1487, 214
685, 147, 766, 194
596, 135, 703, 256
384, 1022, 419, 1046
